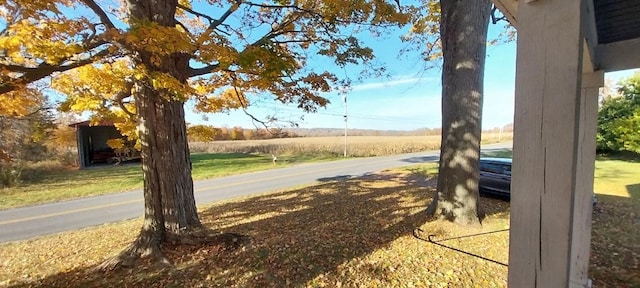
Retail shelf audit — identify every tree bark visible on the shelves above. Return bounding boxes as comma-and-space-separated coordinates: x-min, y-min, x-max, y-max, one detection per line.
425, 0, 491, 225
99, 0, 200, 270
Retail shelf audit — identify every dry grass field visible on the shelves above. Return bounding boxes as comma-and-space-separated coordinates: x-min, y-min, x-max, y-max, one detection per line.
190, 133, 513, 157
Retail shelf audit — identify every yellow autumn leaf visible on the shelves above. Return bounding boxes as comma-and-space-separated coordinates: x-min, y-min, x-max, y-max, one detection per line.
106, 138, 125, 150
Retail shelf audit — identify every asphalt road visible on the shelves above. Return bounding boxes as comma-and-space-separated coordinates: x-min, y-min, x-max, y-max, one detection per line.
0, 143, 510, 243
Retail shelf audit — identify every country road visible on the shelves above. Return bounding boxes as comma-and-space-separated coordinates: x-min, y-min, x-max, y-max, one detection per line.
0, 143, 511, 243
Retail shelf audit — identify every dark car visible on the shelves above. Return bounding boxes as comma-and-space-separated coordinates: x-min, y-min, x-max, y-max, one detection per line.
479, 158, 512, 197
479, 157, 598, 205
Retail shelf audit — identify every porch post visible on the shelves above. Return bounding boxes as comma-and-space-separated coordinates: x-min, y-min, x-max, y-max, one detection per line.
508, 0, 584, 287
568, 70, 603, 287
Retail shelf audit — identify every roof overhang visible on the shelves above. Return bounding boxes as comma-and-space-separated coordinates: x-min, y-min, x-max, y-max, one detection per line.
68, 120, 115, 128
491, 0, 640, 73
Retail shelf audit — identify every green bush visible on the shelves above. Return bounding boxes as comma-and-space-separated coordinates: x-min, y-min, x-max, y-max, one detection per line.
0, 162, 23, 188
597, 73, 640, 154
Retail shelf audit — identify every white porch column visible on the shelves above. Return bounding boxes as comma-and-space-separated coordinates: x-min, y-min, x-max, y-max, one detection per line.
568, 71, 603, 288
508, 0, 585, 287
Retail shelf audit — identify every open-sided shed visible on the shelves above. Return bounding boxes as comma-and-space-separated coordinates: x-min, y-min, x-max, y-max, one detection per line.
490, 0, 639, 286
69, 120, 126, 168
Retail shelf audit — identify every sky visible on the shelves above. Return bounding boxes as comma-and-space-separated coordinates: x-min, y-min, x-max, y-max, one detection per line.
183, 19, 639, 131
185, 22, 519, 131
42, 2, 638, 131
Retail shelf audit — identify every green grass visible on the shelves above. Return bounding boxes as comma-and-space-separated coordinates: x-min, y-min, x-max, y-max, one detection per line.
594, 156, 640, 199
481, 148, 640, 200
4, 146, 637, 210
0, 153, 341, 210
0, 165, 144, 210
480, 149, 513, 158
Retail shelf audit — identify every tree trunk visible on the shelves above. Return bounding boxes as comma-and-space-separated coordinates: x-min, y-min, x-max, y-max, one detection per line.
425, 0, 491, 225
99, 0, 200, 270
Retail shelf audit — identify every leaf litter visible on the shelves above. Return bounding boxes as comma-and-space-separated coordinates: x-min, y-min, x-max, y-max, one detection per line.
0, 165, 638, 287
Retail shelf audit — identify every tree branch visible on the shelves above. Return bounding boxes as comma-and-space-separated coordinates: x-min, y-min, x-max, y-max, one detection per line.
244, 1, 399, 28
179, 2, 241, 54
177, 1, 240, 32
187, 63, 221, 78
0, 49, 111, 94
490, 5, 508, 24
208, 1, 241, 31
244, 2, 308, 11
174, 20, 193, 36
80, 0, 116, 29
115, 81, 136, 118
0, 105, 53, 120
272, 39, 315, 44
176, 3, 216, 24
230, 78, 275, 130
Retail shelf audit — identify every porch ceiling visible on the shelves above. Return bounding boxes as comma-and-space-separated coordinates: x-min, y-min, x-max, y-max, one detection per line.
491, 0, 640, 72
595, 0, 640, 44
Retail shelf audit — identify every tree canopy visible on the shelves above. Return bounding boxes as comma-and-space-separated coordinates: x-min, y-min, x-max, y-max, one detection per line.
1, 0, 411, 133
1, 0, 418, 269
597, 72, 640, 154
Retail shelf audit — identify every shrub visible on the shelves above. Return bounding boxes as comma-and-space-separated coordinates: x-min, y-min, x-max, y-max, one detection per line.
0, 162, 23, 188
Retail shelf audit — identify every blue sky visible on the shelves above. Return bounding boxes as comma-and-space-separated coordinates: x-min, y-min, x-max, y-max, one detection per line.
184, 20, 638, 131
184, 22, 516, 130
41, 2, 636, 131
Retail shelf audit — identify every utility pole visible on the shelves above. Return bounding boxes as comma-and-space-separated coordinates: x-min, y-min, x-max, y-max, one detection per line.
343, 94, 347, 158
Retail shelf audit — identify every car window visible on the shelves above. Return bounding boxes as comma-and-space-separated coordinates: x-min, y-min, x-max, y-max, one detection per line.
481, 162, 503, 174
502, 164, 512, 176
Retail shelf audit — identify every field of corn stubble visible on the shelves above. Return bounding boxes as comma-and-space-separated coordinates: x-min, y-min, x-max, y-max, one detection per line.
189, 133, 513, 157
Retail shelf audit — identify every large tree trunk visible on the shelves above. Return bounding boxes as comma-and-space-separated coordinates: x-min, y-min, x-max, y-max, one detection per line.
99, 0, 200, 270
425, 0, 491, 225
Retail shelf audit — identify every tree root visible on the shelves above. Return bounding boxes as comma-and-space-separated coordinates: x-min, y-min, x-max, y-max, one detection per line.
96, 232, 170, 271
425, 192, 484, 227
95, 227, 251, 272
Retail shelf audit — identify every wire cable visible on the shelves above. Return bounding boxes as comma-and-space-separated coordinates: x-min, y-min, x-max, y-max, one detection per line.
412, 227, 509, 267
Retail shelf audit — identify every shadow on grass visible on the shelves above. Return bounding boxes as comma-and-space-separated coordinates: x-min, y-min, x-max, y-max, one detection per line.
589, 194, 640, 287
627, 183, 640, 200
10, 169, 511, 288
594, 166, 638, 180
596, 150, 640, 163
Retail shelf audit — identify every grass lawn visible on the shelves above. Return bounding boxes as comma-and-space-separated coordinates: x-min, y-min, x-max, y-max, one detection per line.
482, 149, 640, 199
594, 155, 640, 199
0, 153, 341, 210
0, 158, 638, 287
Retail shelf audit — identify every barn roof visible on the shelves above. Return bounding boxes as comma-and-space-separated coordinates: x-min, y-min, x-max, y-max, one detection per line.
68, 120, 115, 127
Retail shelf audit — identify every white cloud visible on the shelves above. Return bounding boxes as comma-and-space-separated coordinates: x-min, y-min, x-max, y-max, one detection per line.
350, 76, 436, 91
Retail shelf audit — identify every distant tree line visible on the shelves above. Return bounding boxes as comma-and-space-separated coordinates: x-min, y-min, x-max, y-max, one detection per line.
186, 125, 299, 142
187, 124, 515, 142
282, 127, 445, 137
275, 125, 511, 137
